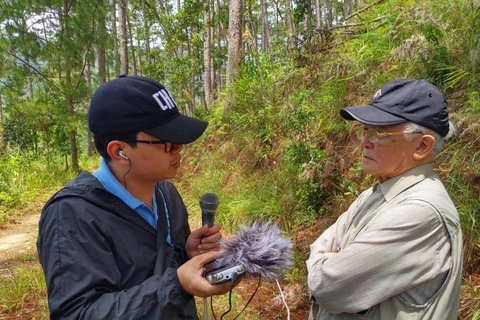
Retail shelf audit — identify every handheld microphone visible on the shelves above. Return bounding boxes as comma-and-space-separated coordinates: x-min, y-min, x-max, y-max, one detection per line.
199, 192, 219, 227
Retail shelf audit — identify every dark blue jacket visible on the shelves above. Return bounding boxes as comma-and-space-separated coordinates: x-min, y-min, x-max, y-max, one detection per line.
37, 171, 198, 319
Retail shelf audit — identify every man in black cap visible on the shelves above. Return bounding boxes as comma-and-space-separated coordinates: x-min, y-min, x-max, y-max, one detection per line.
306, 79, 462, 320
37, 76, 234, 319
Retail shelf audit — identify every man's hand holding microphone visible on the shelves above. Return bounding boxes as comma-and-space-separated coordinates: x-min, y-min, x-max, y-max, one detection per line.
177, 193, 236, 297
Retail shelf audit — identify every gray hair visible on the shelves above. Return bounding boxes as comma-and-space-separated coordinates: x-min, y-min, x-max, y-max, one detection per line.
404, 121, 456, 156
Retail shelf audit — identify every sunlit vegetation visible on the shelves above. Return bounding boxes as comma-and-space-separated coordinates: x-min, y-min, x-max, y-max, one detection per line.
0, 0, 478, 318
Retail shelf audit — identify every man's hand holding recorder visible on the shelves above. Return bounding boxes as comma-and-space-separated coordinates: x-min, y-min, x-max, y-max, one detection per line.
177, 223, 243, 297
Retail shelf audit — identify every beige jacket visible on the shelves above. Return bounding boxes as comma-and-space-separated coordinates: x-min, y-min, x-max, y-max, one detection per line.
307, 164, 462, 320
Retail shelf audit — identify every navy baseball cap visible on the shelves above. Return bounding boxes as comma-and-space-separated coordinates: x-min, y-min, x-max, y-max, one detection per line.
340, 79, 449, 137
88, 75, 208, 144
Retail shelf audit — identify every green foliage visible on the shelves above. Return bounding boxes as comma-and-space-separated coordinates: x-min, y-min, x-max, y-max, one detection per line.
224, 58, 291, 168
473, 309, 480, 320
2, 112, 39, 153
418, 0, 480, 88
465, 90, 480, 115
0, 152, 98, 224
286, 142, 326, 217
282, 90, 326, 217
179, 136, 298, 232
0, 152, 22, 209
422, 25, 443, 44
434, 65, 470, 89
1, 93, 81, 164
0, 0, 105, 172
442, 141, 480, 275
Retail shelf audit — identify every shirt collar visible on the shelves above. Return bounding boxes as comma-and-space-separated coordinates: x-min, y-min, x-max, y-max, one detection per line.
92, 158, 144, 210
379, 163, 435, 202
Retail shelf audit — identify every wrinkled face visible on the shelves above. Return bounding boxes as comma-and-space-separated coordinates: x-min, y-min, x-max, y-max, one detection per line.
123, 131, 184, 183
358, 123, 423, 182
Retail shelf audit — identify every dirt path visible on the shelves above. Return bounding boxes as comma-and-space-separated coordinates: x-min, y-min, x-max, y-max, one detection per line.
0, 213, 40, 277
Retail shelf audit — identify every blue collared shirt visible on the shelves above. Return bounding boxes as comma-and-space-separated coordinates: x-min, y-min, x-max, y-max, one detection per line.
92, 158, 158, 230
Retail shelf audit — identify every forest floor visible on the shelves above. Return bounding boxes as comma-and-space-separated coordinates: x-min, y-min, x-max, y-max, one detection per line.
0, 213, 39, 281
0, 212, 478, 319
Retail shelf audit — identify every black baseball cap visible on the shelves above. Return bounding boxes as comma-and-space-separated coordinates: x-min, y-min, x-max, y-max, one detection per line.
88, 75, 208, 144
340, 79, 449, 137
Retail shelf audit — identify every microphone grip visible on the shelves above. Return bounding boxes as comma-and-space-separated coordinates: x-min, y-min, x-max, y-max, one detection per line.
199, 192, 219, 228
202, 211, 215, 227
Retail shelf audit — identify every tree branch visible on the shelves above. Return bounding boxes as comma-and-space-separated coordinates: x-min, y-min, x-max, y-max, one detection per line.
318, 15, 387, 31
344, 0, 386, 22
144, 0, 172, 43
6, 24, 60, 50
2, 49, 65, 94
73, 0, 103, 94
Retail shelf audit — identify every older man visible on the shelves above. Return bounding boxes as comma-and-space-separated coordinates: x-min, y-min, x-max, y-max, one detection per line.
307, 79, 462, 320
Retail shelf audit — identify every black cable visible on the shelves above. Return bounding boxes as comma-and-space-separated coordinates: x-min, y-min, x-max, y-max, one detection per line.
218, 278, 236, 320
210, 275, 236, 320
210, 275, 262, 320
231, 276, 261, 320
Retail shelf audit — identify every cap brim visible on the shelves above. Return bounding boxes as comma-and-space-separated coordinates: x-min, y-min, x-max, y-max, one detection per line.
144, 114, 208, 144
340, 105, 407, 126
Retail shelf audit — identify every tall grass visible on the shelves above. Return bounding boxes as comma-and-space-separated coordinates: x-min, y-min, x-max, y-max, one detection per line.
0, 253, 48, 318
0, 152, 99, 225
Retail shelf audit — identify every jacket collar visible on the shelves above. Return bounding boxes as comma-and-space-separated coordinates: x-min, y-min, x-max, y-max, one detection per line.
379, 163, 435, 202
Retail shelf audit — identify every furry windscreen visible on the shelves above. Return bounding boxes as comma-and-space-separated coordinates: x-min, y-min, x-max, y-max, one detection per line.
216, 221, 293, 279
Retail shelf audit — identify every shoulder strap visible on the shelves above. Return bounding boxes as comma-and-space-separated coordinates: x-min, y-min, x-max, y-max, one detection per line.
155, 186, 172, 245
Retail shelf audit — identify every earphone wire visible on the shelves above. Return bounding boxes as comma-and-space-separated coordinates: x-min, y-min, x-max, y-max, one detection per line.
122, 159, 132, 190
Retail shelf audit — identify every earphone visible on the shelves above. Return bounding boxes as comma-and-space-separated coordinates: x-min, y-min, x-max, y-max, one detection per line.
118, 150, 129, 160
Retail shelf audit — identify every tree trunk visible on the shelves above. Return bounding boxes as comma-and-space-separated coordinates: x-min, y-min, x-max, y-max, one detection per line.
127, 9, 137, 75
215, 0, 223, 93
0, 94, 3, 121
225, 0, 244, 113
260, 0, 271, 52
85, 57, 95, 156
304, 0, 311, 46
315, 0, 323, 29
247, 0, 263, 82
67, 84, 79, 173
91, 7, 107, 156
62, 0, 79, 173
204, 0, 213, 107
326, 0, 333, 28
344, 0, 353, 18
136, 37, 143, 75
284, 0, 295, 51
226, 0, 243, 87
158, 0, 165, 11
85, 56, 91, 85
177, 0, 183, 57
26, 58, 34, 97
142, 0, 151, 65
118, 0, 129, 75
111, 0, 120, 77
190, 76, 196, 115
184, 26, 194, 115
